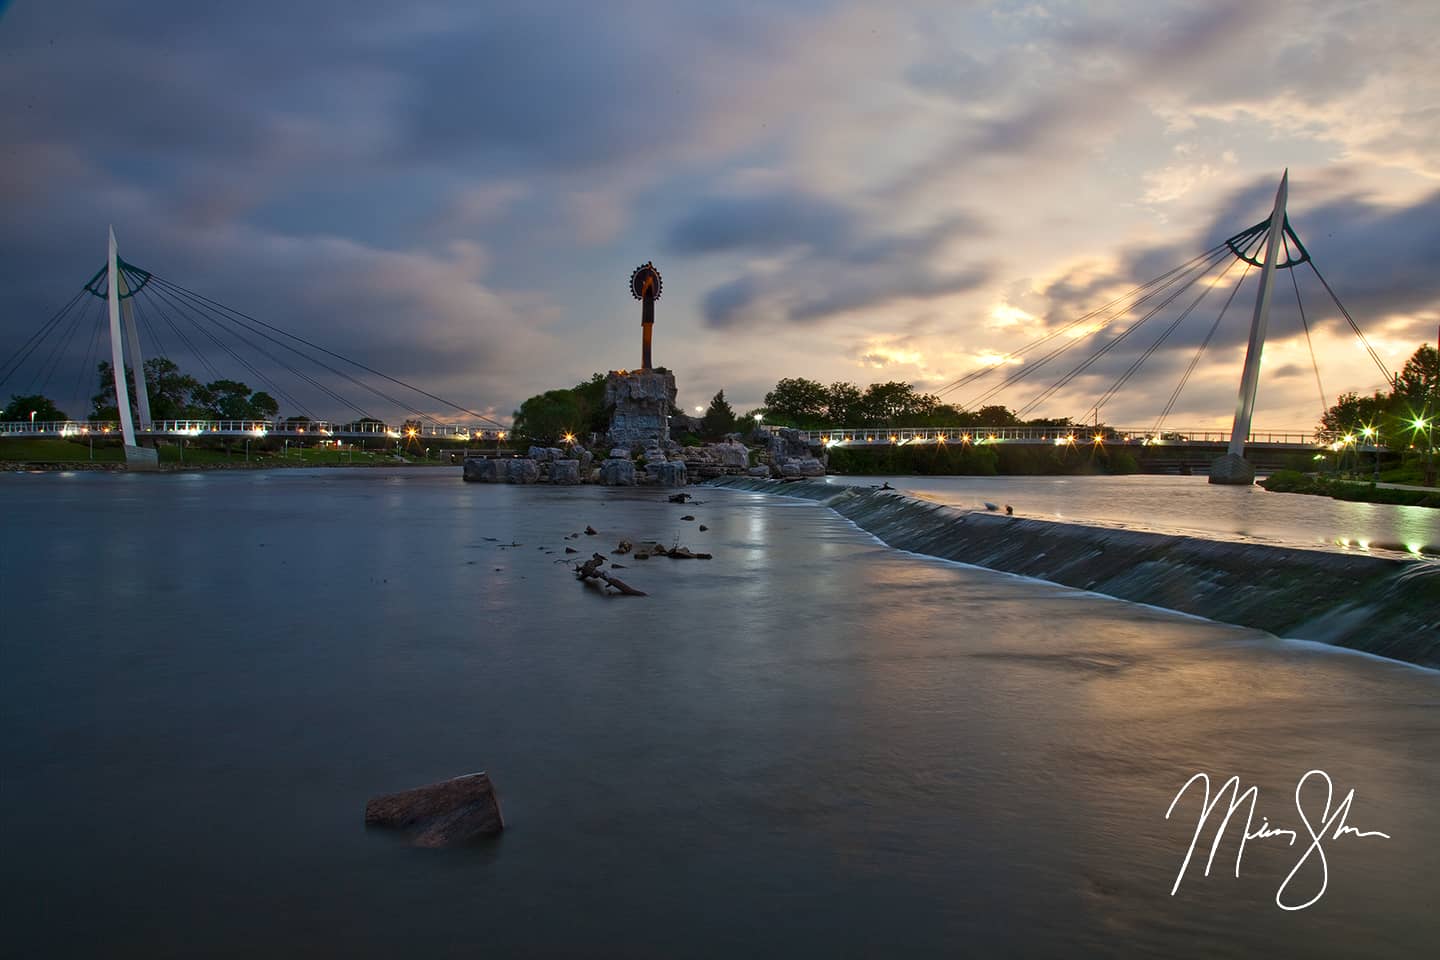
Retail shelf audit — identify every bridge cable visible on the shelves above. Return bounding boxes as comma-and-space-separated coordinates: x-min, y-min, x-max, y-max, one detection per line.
153, 277, 455, 428
148, 275, 505, 427
1285, 235, 1329, 423
70, 298, 108, 418
128, 269, 225, 382
962, 244, 1232, 412
1151, 262, 1253, 438
136, 282, 318, 419
146, 279, 455, 425
1304, 260, 1393, 387
150, 277, 451, 426
933, 241, 1232, 401
29, 285, 93, 397
0, 288, 87, 391
136, 280, 354, 419
958, 247, 1232, 410
1085, 253, 1245, 421
1013, 247, 1232, 418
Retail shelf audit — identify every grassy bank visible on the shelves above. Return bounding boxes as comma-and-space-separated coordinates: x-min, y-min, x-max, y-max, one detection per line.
1260, 470, 1440, 508
825, 441, 1140, 476
0, 437, 464, 470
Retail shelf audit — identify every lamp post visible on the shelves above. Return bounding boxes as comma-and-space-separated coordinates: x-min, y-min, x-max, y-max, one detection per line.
1362, 426, 1378, 482
30, 410, 37, 432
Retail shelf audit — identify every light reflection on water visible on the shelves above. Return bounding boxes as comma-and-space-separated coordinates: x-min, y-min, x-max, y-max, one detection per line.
832, 474, 1439, 558
1, 468, 1436, 958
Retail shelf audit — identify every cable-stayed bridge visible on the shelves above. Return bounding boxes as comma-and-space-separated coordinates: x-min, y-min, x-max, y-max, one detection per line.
0, 174, 1410, 475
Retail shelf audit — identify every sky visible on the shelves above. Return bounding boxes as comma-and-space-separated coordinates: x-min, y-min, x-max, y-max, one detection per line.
2, 0, 1437, 430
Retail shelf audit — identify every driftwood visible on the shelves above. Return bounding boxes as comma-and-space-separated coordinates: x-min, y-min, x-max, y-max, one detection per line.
575, 553, 647, 596
584, 525, 598, 535
613, 539, 633, 555
668, 493, 692, 503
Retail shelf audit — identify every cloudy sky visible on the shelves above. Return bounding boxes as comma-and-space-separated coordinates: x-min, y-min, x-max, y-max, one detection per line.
2, 0, 1436, 429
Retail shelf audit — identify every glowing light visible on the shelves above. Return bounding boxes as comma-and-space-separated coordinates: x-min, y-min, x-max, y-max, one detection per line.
753, 414, 763, 423
562, 432, 576, 444
1092, 434, 1104, 444
497, 431, 506, 440
1362, 426, 1376, 438
694, 406, 704, 414
889, 435, 897, 443
961, 434, 972, 444
937, 434, 947, 443
1408, 543, 1423, 556
1412, 416, 1429, 431
406, 428, 418, 438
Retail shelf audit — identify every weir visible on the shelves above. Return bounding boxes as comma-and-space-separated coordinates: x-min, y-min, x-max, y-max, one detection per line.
709, 477, 1439, 668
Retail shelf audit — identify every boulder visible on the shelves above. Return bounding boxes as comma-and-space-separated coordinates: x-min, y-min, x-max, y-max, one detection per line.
579, 450, 594, 475
463, 458, 498, 482
550, 459, 581, 484
713, 440, 749, 469
527, 445, 551, 462
609, 447, 631, 460
747, 465, 771, 477
653, 461, 687, 487
364, 772, 504, 848
504, 459, 540, 483
605, 369, 678, 446
780, 461, 802, 477
600, 459, 636, 485
795, 457, 826, 477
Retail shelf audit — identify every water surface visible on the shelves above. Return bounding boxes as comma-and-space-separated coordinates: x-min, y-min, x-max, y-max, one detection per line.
830, 473, 1438, 558
2, 468, 1436, 957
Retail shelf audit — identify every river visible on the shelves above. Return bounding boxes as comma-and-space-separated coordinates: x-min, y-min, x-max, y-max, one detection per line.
827, 474, 1438, 559
2, 467, 1437, 957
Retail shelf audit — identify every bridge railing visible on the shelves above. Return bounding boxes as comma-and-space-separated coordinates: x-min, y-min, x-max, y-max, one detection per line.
0, 419, 509, 440
758, 425, 1328, 447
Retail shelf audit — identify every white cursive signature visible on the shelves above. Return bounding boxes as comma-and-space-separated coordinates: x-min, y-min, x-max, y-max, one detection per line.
1165, 769, 1391, 910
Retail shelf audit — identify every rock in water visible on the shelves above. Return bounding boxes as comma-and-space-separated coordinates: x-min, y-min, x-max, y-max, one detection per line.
364, 772, 504, 847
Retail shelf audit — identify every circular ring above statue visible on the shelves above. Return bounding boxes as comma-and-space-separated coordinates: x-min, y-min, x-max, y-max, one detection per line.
630, 262, 663, 302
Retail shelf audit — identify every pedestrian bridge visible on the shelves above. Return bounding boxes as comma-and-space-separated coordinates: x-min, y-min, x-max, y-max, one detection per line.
0, 419, 507, 442
772, 425, 1375, 453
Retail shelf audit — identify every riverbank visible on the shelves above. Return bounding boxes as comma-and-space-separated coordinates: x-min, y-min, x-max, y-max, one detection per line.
708, 476, 1439, 668
1, 459, 451, 473
1260, 469, 1440, 508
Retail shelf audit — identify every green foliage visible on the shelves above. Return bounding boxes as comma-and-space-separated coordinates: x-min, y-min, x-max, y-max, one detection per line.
3, 394, 69, 422
1318, 344, 1436, 456
1260, 470, 1440, 508
512, 372, 610, 446
826, 443, 999, 476
763, 377, 830, 428
700, 389, 737, 440
89, 357, 276, 421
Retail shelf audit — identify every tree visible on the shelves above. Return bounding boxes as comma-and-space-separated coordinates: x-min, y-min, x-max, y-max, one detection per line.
89, 357, 200, 421
700, 389, 737, 440
3, 394, 69, 422
513, 388, 585, 445
1318, 391, 1389, 442
763, 377, 830, 427
191, 378, 276, 420
825, 381, 864, 425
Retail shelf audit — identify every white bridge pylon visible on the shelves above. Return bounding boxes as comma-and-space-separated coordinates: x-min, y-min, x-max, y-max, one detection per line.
106, 227, 159, 469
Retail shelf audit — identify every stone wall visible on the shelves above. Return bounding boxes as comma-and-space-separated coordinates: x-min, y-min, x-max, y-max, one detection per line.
604, 369, 677, 447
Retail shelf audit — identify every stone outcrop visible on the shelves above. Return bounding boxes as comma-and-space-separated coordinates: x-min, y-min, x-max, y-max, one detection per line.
605, 369, 677, 446
600, 459, 637, 485
364, 772, 504, 848
646, 460, 687, 487
463, 458, 540, 483
550, 459, 581, 484
760, 428, 828, 479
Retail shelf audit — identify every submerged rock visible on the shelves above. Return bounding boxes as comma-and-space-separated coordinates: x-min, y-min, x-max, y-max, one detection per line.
364, 772, 504, 848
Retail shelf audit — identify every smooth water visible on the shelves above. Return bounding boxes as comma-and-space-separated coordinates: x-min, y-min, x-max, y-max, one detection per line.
831, 474, 1439, 558
2, 468, 1437, 958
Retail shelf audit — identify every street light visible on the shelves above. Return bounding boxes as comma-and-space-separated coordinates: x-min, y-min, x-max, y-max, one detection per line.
1362, 425, 1379, 481
30, 410, 37, 432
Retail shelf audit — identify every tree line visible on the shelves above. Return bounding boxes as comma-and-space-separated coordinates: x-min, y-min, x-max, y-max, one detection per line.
1318, 344, 1436, 454
2, 357, 281, 423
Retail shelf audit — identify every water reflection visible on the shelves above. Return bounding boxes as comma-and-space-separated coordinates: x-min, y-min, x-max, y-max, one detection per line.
1, 469, 1436, 957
